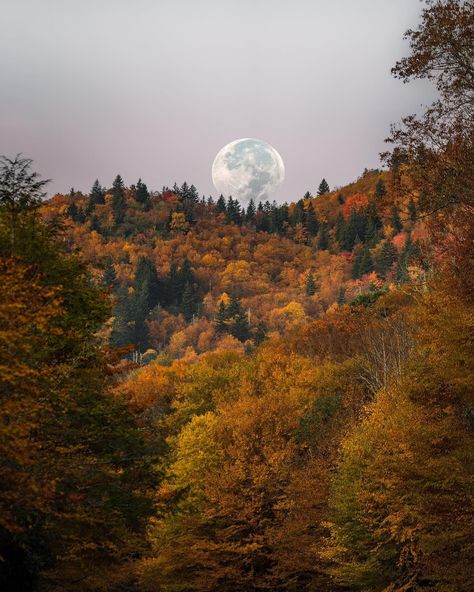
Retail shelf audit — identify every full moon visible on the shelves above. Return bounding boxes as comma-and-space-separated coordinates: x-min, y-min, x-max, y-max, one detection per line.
212, 138, 285, 204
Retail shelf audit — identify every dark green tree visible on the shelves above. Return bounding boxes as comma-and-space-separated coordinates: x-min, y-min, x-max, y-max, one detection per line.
112, 174, 126, 226
391, 205, 403, 234
376, 239, 398, 278
246, 198, 256, 222
215, 300, 228, 333
0, 155, 49, 254
375, 178, 386, 198
181, 282, 198, 322
305, 202, 319, 236
216, 194, 227, 214
318, 222, 330, 250
306, 271, 317, 296
317, 178, 330, 195
135, 178, 150, 204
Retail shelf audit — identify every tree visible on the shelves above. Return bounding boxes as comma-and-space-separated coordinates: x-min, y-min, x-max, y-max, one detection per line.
216, 194, 227, 214
181, 282, 198, 322
318, 222, 330, 250
376, 239, 398, 278
384, 0, 474, 216
375, 178, 386, 198
87, 179, 105, 213
0, 190, 153, 589
408, 195, 417, 221
317, 178, 330, 195
135, 178, 150, 204
305, 202, 319, 236
391, 205, 403, 233
112, 174, 126, 226
246, 198, 256, 222
215, 300, 228, 333
305, 271, 317, 296
0, 154, 49, 253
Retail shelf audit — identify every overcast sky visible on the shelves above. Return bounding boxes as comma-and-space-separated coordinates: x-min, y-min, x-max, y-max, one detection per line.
1, 0, 435, 202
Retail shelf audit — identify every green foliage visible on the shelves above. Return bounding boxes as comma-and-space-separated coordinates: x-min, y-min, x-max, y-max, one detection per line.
317, 178, 330, 195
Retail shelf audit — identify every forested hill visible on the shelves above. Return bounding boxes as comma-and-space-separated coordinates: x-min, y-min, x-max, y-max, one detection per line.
42, 168, 424, 360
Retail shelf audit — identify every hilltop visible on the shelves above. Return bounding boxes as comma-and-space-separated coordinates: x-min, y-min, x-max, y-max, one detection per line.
42, 168, 425, 361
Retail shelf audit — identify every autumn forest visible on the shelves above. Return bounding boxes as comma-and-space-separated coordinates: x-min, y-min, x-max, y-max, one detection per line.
1, 1, 473, 591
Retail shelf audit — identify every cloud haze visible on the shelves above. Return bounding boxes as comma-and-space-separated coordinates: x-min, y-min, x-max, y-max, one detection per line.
0, 0, 435, 201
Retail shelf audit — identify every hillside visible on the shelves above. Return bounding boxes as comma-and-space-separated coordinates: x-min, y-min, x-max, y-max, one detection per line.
42, 169, 425, 361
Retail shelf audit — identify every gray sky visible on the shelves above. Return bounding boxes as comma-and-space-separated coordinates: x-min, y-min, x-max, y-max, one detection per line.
1, 0, 435, 202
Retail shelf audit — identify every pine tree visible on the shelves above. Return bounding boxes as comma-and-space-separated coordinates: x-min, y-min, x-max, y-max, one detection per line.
318, 222, 330, 250
337, 193, 345, 204
112, 174, 126, 226
359, 247, 374, 276
181, 282, 197, 322
135, 256, 161, 310
246, 198, 256, 222
337, 286, 346, 305
102, 260, 117, 289
226, 197, 242, 224
317, 178, 330, 195
253, 321, 267, 346
335, 212, 345, 245
291, 200, 305, 226
375, 179, 386, 198
87, 179, 105, 214
306, 271, 317, 296
305, 202, 319, 236
231, 310, 250, 342
135, 178, 150, 204
215, 300, 228, 333
216, 195, 227, 215
376, 240, 398, 278
66, 201, 79, 221
391, 205, 403, 234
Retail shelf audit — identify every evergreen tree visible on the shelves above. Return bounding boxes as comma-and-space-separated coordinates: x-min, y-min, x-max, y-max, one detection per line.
112, 174, 126, 226
318, 222, 330, 250
391, 205, 403, 234
375, 178, 386, 198
305, 271, 317, 296
135, 178, 150, 204
291, 200, 305, 226
253, 321, 267, 346
90, 215, 101, 233
215, 300, 228, 333
178, 257, 194, 301
231, 309, 250, 342
376, 239, 398, 278
335, 212, 345, 245
87, 179, 105, 214
337, 286, 346, 305
166, 261, 180, 305
246, 198, 256, 222
359, 247, 374, 276
66, 201, 79, 221
337, 192, 345, 204
305, 202, 319, 236
102, 260, 117, 289
181, 282, 198, 322
226, 197, 242, 224
317, 178, 330, 195
216, 195, 227, 215
135, 256, 161, 310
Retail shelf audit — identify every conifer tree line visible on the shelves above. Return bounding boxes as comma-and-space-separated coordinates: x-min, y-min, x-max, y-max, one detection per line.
63, 171, 422, 353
